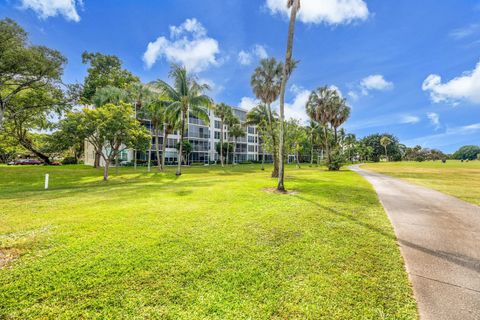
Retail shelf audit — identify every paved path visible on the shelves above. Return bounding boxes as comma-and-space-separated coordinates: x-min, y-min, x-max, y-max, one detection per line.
350, 165, 480, 320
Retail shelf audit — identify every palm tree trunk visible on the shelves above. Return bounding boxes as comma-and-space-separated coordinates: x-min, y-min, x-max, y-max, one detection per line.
155, 128, 161, 171
296, 148, 301, 169
161, 127, 167, 171
277, 0, 299, 192
147, 143, 151, 172
266, 103, 279, 178
220, 120, 224, 166
233, 138, 237, 165
134, 150, 137, 170
334, 127, 338, 144
176, 109, 185, 176
324, 126, 331, 164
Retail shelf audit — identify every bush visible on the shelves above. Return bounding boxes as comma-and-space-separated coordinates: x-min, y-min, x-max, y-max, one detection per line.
62, 157, 78, 165
326, 149, 346, 171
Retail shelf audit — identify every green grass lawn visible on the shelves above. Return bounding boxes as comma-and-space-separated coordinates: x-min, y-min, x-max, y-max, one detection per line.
0, 164, 417, 319
363, 160, 480, 206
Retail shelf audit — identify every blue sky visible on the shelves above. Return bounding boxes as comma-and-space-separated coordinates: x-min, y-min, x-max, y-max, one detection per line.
1, 0, 479, 152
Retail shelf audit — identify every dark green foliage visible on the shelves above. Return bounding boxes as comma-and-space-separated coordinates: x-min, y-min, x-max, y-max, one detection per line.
326, 148, 346, 171
453, 145, 480, 161
361, 133, 402, 162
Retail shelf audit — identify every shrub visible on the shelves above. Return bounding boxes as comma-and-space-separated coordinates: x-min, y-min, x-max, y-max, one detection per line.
326, 149, 346, 171
62, 157, 78, 165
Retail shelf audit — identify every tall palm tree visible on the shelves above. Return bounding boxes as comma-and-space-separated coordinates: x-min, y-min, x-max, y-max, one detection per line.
278, 0, 301, 192
306, 86, 340, 164
152, 65, 212, 176
229, 124, 245, 164
380, 136, 392, 160
251, 58, 283, 178
160, 108, 179, 170
214, 103, 233, 166
246, 104, 277, 171
225, 112, 240, 165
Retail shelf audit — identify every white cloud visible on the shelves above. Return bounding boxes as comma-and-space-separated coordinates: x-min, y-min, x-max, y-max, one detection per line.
266, 0, 369, 25
238, 97, 259, 111
143, 18, 220, 72
19, 0, 82, 22
360, 74, 394, 93
400, 115, 420, 124
237, 45, 268, 66
450, 24, 480, 40
422, 60, 480, 104
238, 51, 252, 66
284, 88, 311, 123
427, 112, 440, 130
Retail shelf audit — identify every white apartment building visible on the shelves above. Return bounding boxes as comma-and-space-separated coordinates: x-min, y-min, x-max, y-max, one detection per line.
84, 106, 270, 167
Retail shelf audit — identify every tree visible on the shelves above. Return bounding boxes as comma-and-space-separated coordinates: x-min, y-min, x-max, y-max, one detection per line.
229, 124, 245, 164
0, 18, 67, 130
380, 136, 392, 160
2, 83, 69, 164
277, 0, 301, 191
330, 100, 351, 143
246, 104, 277, 171
52, 112, 87, 163
225, 112, 240, 165
306, 121, 319, 165
284, 119, 306, 168
306, 86, 340, 165
453, 145, 480, 161
80, 52, 139, 104
152, 65, 212, 176
74, 103, 149, 181
214, 103, 233, 166
251, 58, 283, 177
176, 140, 193, 165
361, 133, 402, 162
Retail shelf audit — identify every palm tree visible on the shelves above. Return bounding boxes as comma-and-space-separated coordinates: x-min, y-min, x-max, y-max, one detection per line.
251, 58, 283, 178
214, 103, 233, 166
160, 109, 179, 170
152, 65, 212, 176
306, 86, 340, 164
246, 104, 277, 171
330, 100, 351, 143
229, 124, 245, 164
380, 136, 392, 160
141, 98, 171, 171
306, 121, 319, 166
225, 112, 240, 165
277, 0, 301, 192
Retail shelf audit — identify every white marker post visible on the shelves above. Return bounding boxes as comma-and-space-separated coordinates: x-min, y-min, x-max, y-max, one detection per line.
45, 173, 49, 190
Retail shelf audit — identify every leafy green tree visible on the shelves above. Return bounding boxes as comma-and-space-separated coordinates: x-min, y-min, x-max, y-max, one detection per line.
0, 18, 67, 130
80, 52, 139, 104
277, 0, 301, 191
284, 119, 307, 168
330, 101, 351, 143
306, 121, 319, 165
453, 145, 480, 161
0, 133, 24, 163
361, 134, 402, 162
214, 103, 233, 166
71, 103, 149, 181
152, 65, 212, 175
215, 142, 234, 162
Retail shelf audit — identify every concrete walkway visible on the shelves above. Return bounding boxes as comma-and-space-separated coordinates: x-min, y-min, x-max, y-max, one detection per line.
350, 165, 480, 320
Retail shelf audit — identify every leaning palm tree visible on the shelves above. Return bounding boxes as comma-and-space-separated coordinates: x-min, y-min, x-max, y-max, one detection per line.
306, 86, 340, 164
251, 58, 283, 177
214, 103, 233, 166
229, 124, 245, 164
277, 0, 301, 192
152, 65, 212, 176
380, 136, 392, 160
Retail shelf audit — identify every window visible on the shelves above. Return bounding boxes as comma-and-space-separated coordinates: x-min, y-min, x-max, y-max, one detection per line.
248, 126, 255, 134
214, 131, 221, 139
248, 145, 255, 153
215, 120, 221, 129
248, 136, 255, 143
